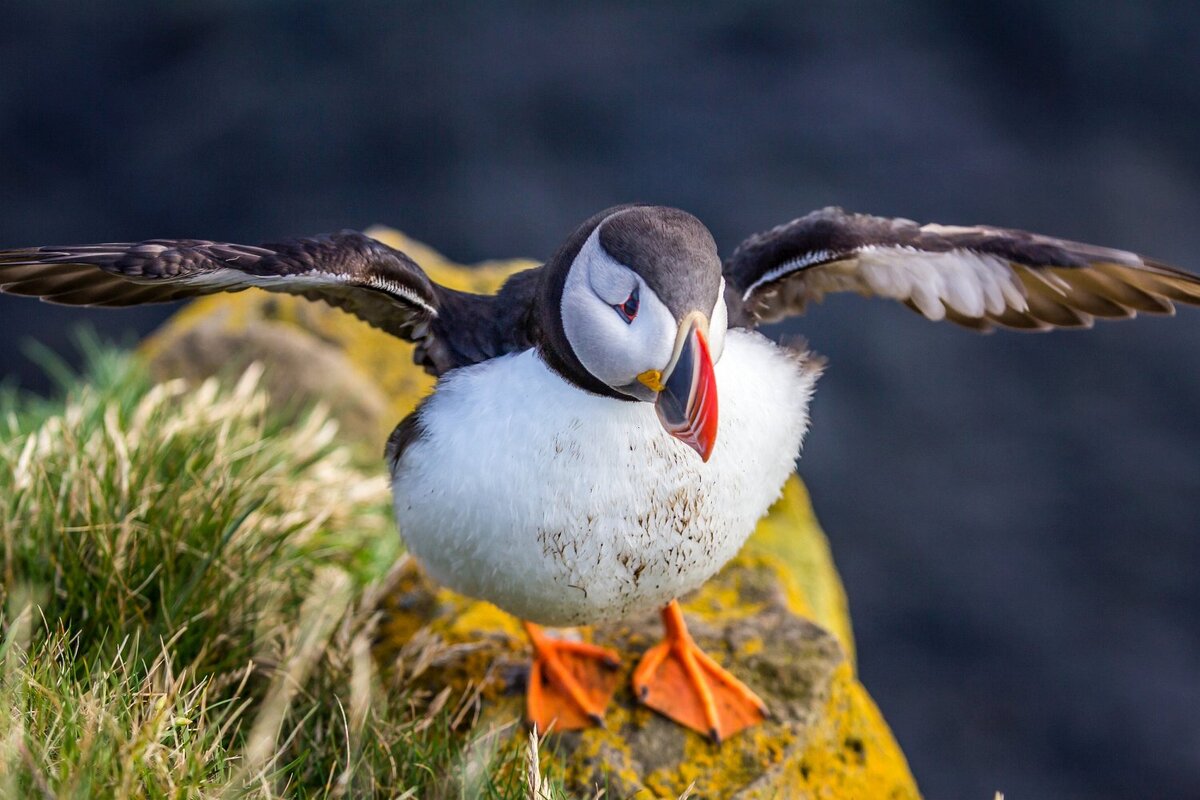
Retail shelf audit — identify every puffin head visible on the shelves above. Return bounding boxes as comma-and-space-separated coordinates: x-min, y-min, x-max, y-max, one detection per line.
542, 205, 726, 461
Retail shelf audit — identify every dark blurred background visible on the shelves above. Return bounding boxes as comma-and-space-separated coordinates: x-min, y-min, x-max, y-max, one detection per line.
2, 3, 1198, 797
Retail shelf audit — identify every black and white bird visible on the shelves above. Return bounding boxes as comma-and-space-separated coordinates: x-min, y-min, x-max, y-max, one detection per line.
4, 204, 1200, 740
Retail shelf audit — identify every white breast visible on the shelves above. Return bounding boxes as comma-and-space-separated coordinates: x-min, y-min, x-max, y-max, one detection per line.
390, 329, 819, 626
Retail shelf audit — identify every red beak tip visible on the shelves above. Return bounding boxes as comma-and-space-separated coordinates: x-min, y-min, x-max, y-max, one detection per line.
655, 318, 719, 463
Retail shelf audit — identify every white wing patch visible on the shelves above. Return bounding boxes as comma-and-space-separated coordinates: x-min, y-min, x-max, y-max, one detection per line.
179, 269, 438, 316
362, 276, 439, 316
744, 245, 1030, 322
855, 246, 1028, 320
741, 249, 835, 300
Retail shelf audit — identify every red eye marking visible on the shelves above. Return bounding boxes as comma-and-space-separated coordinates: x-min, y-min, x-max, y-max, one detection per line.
614, 285, 640, 323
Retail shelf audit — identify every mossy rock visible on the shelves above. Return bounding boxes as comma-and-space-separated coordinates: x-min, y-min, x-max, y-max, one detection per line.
142, 227, 918, 798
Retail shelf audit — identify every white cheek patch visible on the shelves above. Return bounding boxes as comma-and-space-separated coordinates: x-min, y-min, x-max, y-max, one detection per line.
629, 283, 677, 370
708, 277, 728, 363
562, 228, 676, 388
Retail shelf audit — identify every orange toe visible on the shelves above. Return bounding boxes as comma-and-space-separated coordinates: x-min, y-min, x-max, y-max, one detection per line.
631, 601, 767, 742
524, 622, 620, 733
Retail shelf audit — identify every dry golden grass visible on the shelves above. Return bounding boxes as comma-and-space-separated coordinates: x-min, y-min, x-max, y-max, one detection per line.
0, 343, 573, 799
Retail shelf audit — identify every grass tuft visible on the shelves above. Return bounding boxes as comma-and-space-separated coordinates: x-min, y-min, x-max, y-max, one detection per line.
0, 345, 570, 799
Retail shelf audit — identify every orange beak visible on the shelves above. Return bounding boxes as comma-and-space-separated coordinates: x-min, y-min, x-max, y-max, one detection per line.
649, 314, 718, 462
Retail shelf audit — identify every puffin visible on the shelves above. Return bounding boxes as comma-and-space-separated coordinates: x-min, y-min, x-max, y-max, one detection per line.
4, 204, 1200, 741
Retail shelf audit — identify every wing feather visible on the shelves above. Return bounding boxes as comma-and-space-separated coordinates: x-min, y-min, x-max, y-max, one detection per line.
0, 231, 439, 338
726, 208, 1200, 332
1, 230, 544, 377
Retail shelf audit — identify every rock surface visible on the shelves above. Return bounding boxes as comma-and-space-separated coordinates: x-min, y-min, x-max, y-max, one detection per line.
142, 227, 920, 798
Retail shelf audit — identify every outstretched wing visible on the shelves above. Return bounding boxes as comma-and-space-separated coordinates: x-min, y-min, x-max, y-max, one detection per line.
0, 231, 440, 338
725, 208, 1200, 331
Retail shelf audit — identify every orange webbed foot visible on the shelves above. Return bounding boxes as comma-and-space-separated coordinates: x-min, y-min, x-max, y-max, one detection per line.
523, 621, 621, 732
631, 600, 768, 743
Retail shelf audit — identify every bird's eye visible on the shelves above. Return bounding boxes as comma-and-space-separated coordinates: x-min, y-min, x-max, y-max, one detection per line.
614, 286, 639, 324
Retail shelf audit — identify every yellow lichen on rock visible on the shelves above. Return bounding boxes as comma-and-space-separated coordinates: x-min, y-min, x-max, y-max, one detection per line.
742, 477, 856, 665
141, 227, 919, 798
788, 663, 920, 800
